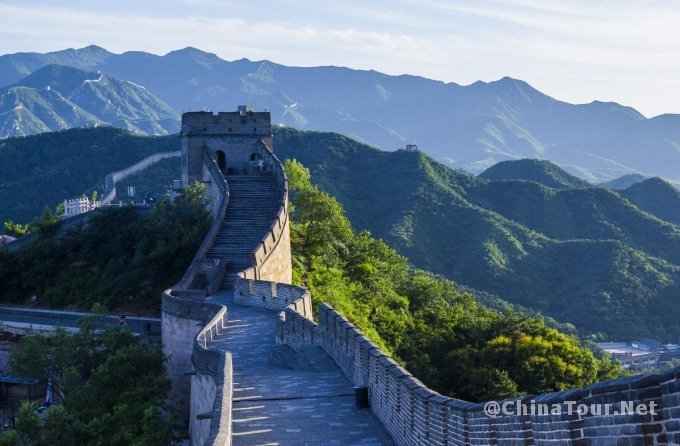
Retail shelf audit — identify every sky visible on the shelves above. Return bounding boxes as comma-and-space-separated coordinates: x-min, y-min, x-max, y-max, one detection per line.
1, 0, 679, 117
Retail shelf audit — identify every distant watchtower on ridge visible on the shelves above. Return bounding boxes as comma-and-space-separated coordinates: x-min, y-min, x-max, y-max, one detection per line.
180, 105, 273, 186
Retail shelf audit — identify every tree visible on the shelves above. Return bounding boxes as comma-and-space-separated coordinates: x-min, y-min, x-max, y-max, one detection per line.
284, 159, 311, 193
15, 402, 41, 445
285, 159, 624, 402
3, 220, 28, 237
9, 328, 92, 403
176, 181, 208, 208
29, 206, 61, 234
8, 327, 174, 445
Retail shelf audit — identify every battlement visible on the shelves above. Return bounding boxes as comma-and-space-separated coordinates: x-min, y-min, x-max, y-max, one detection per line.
164, 107, 680, 445
180, 107, 274, 187
181, 107, 272, 137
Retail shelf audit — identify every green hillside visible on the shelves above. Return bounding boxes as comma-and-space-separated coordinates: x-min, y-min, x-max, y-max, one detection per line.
620, 177, 680, 226
273, 127, 680, 341
0, 127, 176, 224
4, 126, 680, 342
0, 64, 179, 138
284, 159, 620, 401
478, 159, 591, 189
0, 184, 209, 314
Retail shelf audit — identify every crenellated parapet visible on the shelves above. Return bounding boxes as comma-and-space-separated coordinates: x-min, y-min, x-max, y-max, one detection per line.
163, 107, 680, 446
272, 301, 679, 445
163, 107, 293, 443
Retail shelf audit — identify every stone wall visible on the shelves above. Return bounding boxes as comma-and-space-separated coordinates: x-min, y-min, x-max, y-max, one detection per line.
182, 273, 311, 446
102, 150, 180, 205
181, 110, 272, 186
233, 276, 311, 316
188, 301, 233, 446
162, 143, 229, 419
166, 108, 291, 443
162, 293, 221, 416
248, 142, 292, 284
190, 373, 216, 446
275, 303, 677, 446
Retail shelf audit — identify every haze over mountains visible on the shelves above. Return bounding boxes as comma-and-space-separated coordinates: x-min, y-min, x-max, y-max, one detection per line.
4, 126, 680, 341
2, 45, 680, 183
274, 128, 680, 341
0, 64, 178, 138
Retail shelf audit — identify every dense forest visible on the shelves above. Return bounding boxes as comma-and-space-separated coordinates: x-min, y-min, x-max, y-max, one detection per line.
284, 159, 621, 401
273, 127, 680, 342
0, 183, 209, 313
0, 326, 175, 446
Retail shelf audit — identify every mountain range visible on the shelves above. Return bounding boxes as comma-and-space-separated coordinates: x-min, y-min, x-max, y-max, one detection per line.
273, 128, 680, 342
0, 128, 176, 224
2, 46, 680, 183
3, 126, 680, 341
0, 64, 178, 138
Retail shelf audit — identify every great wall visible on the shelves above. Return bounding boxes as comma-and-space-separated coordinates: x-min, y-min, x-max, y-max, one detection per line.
162, 107, 680, 445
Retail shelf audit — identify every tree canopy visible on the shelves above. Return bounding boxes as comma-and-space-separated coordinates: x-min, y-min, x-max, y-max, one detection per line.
0, 182, 209, 313
285, 159, 622, 402
2, 326, 175, 446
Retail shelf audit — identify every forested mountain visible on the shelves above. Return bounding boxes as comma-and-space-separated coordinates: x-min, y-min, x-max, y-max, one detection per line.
479, 159, 591, 189
0, 64, 178, 138
4, 127, 680, 342
274, 128, 680, 341
620, 177, 680, 226
3, 46, 680, 182
0, 127, 176, 223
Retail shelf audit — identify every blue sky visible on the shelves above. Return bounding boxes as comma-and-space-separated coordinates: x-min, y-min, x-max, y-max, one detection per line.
1, 0, 679, 117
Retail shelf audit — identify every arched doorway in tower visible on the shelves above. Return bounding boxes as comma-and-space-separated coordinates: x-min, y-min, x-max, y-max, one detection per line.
216, 150, 227, 175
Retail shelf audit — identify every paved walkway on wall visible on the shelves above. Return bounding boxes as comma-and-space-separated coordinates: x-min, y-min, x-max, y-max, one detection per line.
207, 291, 394, 446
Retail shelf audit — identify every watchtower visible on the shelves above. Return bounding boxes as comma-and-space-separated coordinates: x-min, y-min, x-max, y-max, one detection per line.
180, 105, 273, 186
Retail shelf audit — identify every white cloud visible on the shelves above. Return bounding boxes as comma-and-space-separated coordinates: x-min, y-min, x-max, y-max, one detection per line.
0, 1, 679, 116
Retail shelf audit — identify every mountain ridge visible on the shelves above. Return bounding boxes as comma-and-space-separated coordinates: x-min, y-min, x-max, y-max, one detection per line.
478, 159, 592, 189
2, 46, 680, 182
0, 64, 179, 138
3, 126, 680, 341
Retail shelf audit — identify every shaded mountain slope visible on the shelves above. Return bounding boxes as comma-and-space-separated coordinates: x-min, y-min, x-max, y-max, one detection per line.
620, 177, 680, 226
0, 64, 179, 137
3, 46, 680, 181
274, 127, 680, 341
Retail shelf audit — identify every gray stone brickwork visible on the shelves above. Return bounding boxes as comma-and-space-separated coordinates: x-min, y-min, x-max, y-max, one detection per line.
164, 107, 680, 446
163, 107, 292, 428
274, 302, 679, 445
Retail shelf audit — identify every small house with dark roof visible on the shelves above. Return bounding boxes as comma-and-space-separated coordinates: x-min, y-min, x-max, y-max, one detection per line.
0, 351, 46, 422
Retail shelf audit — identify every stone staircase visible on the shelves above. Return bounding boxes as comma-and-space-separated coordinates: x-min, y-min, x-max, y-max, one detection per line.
206, 173, 281, 290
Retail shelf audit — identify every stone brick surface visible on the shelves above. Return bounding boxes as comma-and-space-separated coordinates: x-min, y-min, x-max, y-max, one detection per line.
164, 108, 680, 446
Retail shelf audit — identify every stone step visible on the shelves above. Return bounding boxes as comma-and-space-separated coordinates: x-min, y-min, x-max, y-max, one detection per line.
202, 173, 283, 291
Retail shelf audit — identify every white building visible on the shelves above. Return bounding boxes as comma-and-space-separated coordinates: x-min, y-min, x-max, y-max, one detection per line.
63, 195, 100, 217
